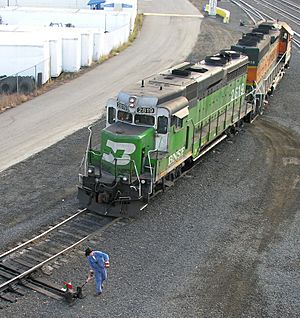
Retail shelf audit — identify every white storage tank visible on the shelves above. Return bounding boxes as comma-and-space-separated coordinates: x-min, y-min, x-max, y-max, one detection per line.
92, 31, 104, 61
0, 25, 63, 78
0, 0, 90, 9
103, 0, 137, 31
101, 31, 114, 56
80, 31, 94, 67
48, 37, 63, 77
62, 34, 81, 72
0, 5, 136, 73
0, 7, 131, 32
0, 33, 50, 84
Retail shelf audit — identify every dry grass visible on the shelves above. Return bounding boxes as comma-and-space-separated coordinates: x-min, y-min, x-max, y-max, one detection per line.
0, 14, 144, 114
100, 14, 143, 59
0, 93, 31, 113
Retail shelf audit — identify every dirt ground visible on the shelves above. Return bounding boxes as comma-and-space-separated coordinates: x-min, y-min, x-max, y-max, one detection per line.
0, 0, 299, 317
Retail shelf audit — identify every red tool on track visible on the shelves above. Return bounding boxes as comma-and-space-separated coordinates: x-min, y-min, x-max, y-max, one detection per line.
63, 276, 91, 304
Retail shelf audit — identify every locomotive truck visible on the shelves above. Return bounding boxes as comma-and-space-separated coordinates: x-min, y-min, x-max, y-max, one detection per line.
77, 21, 292, 217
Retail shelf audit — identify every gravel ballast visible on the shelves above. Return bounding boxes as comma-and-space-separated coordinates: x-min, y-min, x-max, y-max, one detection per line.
0, 1, 299, 317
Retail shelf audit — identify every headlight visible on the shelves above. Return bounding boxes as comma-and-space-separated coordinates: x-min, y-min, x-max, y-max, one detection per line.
88, 166, 95, 175
141, 179, 146, 184
122, 176, 128, 182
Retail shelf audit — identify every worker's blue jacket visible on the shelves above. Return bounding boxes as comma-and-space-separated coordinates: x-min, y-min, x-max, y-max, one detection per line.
87, 251, 109, 272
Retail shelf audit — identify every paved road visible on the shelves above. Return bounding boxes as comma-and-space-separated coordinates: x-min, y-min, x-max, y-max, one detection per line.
0, 0, 202, 172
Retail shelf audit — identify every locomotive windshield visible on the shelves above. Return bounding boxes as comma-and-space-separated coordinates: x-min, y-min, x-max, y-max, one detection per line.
117, 110, 132, 123
116, 109, 155, 127
134, 114, 155, 126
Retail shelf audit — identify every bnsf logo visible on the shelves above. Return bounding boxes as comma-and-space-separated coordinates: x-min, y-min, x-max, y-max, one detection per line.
168, 147, 185, 166
102, 140, 136, 166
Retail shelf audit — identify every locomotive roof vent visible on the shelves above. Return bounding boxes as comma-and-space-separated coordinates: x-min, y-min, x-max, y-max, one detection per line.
253, 27, 270, 35
171, 68, 191, 77
238, 40, 257, 47
257, 22, 277, 31
220, 50, 241, 59
185, 66, 208, 73
164, 75, 175, 80
238, 33, 263, 47
246, 30, 264, 39
205, 53, 231, 66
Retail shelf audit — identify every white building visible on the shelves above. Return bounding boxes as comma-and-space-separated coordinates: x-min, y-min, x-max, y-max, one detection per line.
0, 2, 136, 84
0, 0, 90, 9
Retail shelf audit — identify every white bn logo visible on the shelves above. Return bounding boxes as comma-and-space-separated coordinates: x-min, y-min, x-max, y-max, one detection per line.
102, 140, 136, 166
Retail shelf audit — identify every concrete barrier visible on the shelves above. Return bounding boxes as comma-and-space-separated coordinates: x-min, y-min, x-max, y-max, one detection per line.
204, 4, 230, 23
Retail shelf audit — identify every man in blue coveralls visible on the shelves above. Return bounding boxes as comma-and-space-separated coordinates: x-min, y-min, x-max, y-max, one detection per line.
85, 247, 110, 296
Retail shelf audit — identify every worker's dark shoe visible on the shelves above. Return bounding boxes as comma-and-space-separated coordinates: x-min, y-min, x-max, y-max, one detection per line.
94, 292, 102, 297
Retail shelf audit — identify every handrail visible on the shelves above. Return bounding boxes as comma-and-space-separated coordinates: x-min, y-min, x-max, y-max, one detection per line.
147, 149, 158, 195
198, 90, 246, 124
113, 157, 141, 197
84, 125, 94, 176
255, 51, 286, 92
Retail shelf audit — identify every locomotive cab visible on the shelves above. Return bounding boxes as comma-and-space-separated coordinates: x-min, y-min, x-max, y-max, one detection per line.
78, 92, 170, 216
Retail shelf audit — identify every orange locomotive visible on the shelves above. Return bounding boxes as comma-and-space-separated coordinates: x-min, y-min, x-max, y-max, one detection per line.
232, 21, 293, 114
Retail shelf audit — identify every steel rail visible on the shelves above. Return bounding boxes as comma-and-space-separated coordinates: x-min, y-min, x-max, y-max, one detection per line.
293, 38, 300, 49
0, 235, 89, 291
250, 0, 300, 25
254, 0, 300, 23
292, 30, 300, 39
242, 7, 261, 23
236, 0, 300, 50
272, 0, 300, 13
0, 208, 87, 260
0, 215, 121, 292
239, 0, 266, 20
230, 0, 258, 24
250, 0, 300, 50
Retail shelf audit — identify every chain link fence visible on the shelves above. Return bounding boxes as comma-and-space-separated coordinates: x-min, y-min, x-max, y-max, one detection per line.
0, 57, 50, 95
0, 58, 50, 111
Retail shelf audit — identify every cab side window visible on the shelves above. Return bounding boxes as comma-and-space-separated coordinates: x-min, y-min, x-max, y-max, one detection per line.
108, 107, 116, 124
157, 116, 168, 134
171, 116, 183, 129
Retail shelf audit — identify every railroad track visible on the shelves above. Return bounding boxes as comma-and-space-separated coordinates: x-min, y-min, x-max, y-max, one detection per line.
231, 0, 300, 50
0, 208, 118, 308
230, 0, 264, 25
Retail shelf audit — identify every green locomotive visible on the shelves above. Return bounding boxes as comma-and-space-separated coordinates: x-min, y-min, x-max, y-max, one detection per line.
77, 21, 292, 217
78, 50, 254, 216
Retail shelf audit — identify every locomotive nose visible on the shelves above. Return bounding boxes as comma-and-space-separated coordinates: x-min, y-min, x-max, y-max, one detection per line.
101, 122, 155, 177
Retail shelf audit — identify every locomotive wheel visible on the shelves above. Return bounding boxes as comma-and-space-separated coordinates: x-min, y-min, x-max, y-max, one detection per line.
259, 105, 264, 116
175, 165, 182, 178
244, 110, 256, 123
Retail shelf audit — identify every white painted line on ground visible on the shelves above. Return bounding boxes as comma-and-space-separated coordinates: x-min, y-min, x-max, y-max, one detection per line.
143, 12, 203, 18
